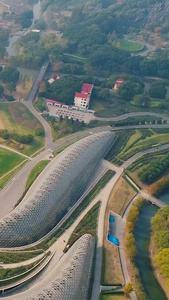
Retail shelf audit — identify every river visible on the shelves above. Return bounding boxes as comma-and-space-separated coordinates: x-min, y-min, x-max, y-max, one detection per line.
134, 191, 169, 300
6, 0, 41, 57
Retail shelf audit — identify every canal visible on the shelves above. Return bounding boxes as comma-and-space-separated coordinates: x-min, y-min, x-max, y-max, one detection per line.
134, 201, 167, 300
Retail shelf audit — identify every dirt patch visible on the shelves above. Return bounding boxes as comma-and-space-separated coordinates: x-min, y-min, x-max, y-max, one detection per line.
108, 176, 136, 216
8, 103, 39, 129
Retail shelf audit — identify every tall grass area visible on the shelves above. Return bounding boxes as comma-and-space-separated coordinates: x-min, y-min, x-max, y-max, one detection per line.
67, 202, 100, 247
0, 250, 43, 264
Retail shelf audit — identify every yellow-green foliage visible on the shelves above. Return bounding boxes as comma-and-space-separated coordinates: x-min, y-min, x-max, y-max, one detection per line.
152, 206, 169, 283
155, 249, 169, 278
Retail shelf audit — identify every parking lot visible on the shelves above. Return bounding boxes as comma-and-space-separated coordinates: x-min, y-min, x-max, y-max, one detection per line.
48, 105, 95, 124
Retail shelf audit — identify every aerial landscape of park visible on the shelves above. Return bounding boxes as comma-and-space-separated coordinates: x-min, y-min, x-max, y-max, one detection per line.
1, 0, 169, 299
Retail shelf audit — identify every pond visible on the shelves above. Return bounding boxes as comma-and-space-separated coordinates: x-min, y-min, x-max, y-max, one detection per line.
134, 202, 167, 300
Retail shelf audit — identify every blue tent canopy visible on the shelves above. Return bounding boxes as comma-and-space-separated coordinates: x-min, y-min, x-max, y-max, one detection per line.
108, 235, 119, 246
109, 216, 115, 222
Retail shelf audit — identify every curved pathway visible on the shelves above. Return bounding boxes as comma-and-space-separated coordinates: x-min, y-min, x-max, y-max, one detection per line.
94, 111, 169, 122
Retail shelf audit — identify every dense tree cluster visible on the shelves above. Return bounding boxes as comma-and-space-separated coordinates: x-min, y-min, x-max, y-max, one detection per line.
39, 76, 82, 105
0, 129, 33, 144
15, 10, 33, 29
151, 206, 169, 281
0, 66, 20, 84
139, 153, 169, 184
149, 81, 167, 99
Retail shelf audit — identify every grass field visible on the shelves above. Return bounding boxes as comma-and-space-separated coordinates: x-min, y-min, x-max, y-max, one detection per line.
101, 295, 125, 300
26, 160, 50, 189
113, 39, 144, 52
108, 176, 136, 216
0, 250, 43, 264
120, 132, 169, 161
0, 148, 25, 178
0, 102, 45, 156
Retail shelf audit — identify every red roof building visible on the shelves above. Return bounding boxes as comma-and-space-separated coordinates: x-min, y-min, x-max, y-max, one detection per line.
75, 93, 89, 99
81, 83, 93, 95
46, 99, 62, 105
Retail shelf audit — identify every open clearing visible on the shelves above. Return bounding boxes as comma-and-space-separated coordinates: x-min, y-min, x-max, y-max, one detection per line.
113, 39, 144, 52
0, 147, 25, 178
0, 102, 45, 155
108, 176, 136, 216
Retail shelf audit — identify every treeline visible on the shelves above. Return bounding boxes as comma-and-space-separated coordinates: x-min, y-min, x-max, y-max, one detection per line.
124, 198, 148, 300
139, 153, 169, 184
111, 117, 163, 128
149, 174, 169, 196
151, 206, 169, 284
0, 130, 33, 144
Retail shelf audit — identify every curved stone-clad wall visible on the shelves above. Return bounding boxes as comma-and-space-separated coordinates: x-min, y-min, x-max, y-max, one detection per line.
1, 234, 95, 300
0, 131, 115, 247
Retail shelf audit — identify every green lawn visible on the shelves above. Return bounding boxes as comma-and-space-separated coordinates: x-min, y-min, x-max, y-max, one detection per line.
113, 39, 144, 52
0, 102, 45, 156
0, 250, 43, 264
0, 148, 25, 177
100, 294, 125, 300
26, 160, 50, 189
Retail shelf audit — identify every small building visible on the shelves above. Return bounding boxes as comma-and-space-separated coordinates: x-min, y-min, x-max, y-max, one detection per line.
74, 83, 93, 109
46, 99, 62, 107
31, 29, 41, 33
114, 78, 124, 90
48, 74, 61, 85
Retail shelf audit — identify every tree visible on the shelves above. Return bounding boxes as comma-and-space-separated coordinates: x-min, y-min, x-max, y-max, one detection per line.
0, 66, 20, 83
0, 85, 4, 97
124, 283, 133, 295
98, 88, 111, 101
117, 81, 144, 99
35, 127, 45, 136
133, 94, 151, 107
7, 82, 16, 92
149, 81, 167, 99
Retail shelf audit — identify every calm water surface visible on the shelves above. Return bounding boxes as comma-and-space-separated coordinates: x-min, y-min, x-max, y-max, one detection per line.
134, 202, 167, 300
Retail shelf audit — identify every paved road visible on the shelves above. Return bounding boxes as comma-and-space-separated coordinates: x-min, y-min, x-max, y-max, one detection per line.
94, 111, 169, 122
26, 59, 49, 103
122, 143, 169, 169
